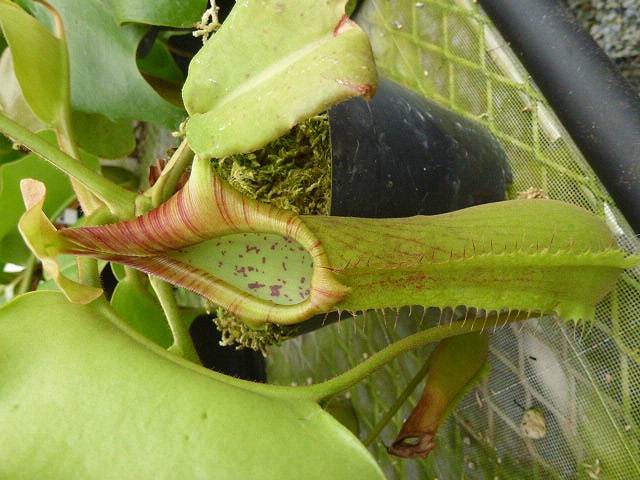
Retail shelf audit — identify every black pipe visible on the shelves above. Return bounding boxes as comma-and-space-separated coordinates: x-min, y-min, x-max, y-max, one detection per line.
479, 0, 640, 233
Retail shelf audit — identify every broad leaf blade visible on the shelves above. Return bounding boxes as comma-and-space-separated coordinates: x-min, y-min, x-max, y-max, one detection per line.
0, 291, 385, 479
183, 0, 377, 159
70, 112, 135, 159
137, 36, 185, 84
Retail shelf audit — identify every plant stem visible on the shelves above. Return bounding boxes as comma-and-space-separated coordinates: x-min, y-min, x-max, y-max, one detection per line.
77, 257, 100, 289
0, 113, 136, 218
150, 276, 201, 364
38, 0, 104, 215
149, 139, 194, 207
16, 256, 37, 295
363, 356, 432, 447
297, 310, 536, 402
56, 130, 104, 215
76, 207, 117, 289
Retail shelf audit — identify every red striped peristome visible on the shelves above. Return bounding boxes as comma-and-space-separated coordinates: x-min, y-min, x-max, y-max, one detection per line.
59, 158, 349, 326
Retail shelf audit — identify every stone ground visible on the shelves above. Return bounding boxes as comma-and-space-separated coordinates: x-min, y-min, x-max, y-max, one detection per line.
563, 0, 640, 93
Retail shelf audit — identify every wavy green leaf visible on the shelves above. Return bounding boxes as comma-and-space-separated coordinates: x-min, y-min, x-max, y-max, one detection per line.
183, 0, 377, 159
0, 291, 385, 479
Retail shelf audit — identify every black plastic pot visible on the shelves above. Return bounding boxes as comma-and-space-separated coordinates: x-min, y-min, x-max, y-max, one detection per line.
190, 316, 267, 382
329, 78, 512, 218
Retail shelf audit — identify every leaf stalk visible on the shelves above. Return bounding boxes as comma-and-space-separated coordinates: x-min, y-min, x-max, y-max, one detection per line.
0, 113, 137, 218
148, 138, 194, 208
294, 310, 535, 402
150, 276, 201, 364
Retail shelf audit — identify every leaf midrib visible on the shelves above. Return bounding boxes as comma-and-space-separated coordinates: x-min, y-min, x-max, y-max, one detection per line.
194, 31, 343, 115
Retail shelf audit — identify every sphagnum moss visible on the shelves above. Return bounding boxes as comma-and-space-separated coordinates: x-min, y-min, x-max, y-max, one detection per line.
215, 114, 331, 216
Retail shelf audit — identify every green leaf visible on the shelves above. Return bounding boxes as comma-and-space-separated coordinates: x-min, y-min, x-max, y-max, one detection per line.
0, 291, 385, 479
108, 0, 207, 27
37, 253, 77, 290
0, 17, 135, 159
18, 180, 102, 303
0, 133, 22, 165
101, 165, 139, 191
0, 43, 47, 135
137, 36, 184, 84
183, 0, 377, 159
33, 0, 185, 128
0, 112, 137, 219
0, 0, 66, 127
110, 275, 173, 348
71, 112, 135, 159
0, 141, 74, 264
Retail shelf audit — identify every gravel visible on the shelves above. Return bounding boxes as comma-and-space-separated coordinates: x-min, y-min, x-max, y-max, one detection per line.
563, 0, 640, 92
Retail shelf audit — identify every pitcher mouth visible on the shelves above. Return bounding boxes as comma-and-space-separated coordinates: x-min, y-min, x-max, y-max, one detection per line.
388, 432, 436, 459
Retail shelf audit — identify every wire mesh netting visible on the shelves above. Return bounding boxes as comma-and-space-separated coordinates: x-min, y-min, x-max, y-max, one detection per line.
266, 1, 640, 478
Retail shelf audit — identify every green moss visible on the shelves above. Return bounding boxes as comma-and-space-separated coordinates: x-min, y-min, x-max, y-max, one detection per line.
215, 114, 331, 215
213, 307, 290, 355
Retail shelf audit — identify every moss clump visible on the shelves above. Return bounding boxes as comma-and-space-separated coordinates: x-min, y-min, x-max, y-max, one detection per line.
215, 114, 331, 215
213, 307, 290, 355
